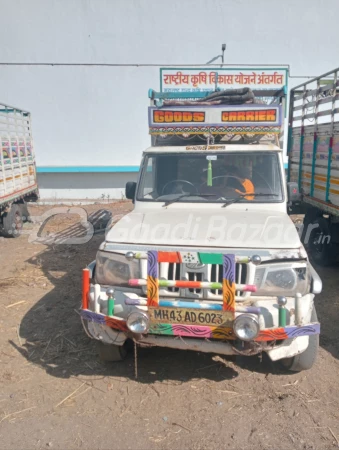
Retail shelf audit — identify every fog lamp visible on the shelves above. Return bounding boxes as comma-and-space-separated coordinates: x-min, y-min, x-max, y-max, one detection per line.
233, 314, 260, 341
127, 311, 150, 334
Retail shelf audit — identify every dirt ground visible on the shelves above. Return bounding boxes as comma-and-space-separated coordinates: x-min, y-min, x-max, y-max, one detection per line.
1, 202, 339, 450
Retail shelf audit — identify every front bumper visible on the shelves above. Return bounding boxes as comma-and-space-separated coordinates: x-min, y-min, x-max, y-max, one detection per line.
80, 283, 320, 361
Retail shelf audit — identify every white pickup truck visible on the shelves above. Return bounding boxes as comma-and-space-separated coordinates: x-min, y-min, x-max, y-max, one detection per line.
0, 101, 38, 237
81, 88, 322, 372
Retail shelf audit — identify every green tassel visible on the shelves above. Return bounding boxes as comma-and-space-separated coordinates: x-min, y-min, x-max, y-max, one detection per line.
207, 160, 212, 186
279, 307, 286, 327
107, 298, 115, 317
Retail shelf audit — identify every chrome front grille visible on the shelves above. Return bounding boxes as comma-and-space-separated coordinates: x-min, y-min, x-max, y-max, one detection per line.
139, 255, 254, 300
209, 263, 247, 296
188, 271, 203, 294
151, 261, 250, 300
167, 262, 180, 293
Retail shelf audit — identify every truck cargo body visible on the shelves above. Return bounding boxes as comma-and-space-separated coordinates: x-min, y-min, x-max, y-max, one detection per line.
288, 67, 339, 264
0, 102, 38, 237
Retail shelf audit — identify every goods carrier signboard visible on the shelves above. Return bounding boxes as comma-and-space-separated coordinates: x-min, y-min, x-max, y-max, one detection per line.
148, 105, 282, 135
160, 67, 288, 93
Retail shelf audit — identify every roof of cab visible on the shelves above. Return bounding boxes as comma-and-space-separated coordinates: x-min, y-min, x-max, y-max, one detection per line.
143, 144, 282, 153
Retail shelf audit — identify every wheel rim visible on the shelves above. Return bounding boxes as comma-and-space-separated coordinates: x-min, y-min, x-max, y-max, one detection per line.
14, 211, 22, 234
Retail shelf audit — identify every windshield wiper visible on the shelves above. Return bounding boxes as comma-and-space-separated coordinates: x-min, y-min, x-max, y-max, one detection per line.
222, 193, 279, 208
163, 193, 217, 207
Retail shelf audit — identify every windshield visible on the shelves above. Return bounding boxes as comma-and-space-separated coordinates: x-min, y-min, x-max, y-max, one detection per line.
136, 152, 283, 203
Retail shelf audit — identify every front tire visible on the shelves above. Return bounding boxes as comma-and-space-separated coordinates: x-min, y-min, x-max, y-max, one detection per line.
97, 341, 127, 362
280, 308, 319, 372
307, 217, 334, 266
1, 204, 23, 238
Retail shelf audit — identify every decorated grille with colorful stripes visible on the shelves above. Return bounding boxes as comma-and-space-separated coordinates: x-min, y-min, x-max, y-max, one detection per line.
128, 250, 257, 312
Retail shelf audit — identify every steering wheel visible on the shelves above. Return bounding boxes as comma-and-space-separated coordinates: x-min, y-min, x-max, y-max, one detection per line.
200, 175, 245, 199
162, 179, 198, 195
200, 175, 243, 189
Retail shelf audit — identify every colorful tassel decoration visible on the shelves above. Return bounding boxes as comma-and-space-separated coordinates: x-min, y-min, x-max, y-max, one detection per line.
207, 160, 212, 186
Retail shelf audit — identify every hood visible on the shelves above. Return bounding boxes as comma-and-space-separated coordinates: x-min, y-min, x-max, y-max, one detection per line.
105, 208, 301, 250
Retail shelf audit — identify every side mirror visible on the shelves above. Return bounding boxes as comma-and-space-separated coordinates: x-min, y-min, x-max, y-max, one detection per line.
287, 182, 301, 206
125, 181, 137, 200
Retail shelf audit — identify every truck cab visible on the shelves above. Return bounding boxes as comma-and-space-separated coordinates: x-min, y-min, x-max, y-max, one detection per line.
81, 88, 322, 372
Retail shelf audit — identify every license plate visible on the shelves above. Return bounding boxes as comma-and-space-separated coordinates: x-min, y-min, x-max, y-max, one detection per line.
149, 307, 233, 327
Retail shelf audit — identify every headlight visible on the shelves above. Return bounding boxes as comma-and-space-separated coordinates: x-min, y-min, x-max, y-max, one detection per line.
253, 263, 309, 296
95, 251, 140, 287
233, 314, 259, 341
127, 311, 149, 333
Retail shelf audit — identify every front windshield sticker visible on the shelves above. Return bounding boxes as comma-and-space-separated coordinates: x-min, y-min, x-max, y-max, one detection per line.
206, 155, 217, 160
186, 145, 225, 151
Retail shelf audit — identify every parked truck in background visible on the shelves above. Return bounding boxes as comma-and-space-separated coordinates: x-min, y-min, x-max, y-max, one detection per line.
80, 80, 322, 373
0, 102, 38, 237
288, 66, 339, 265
